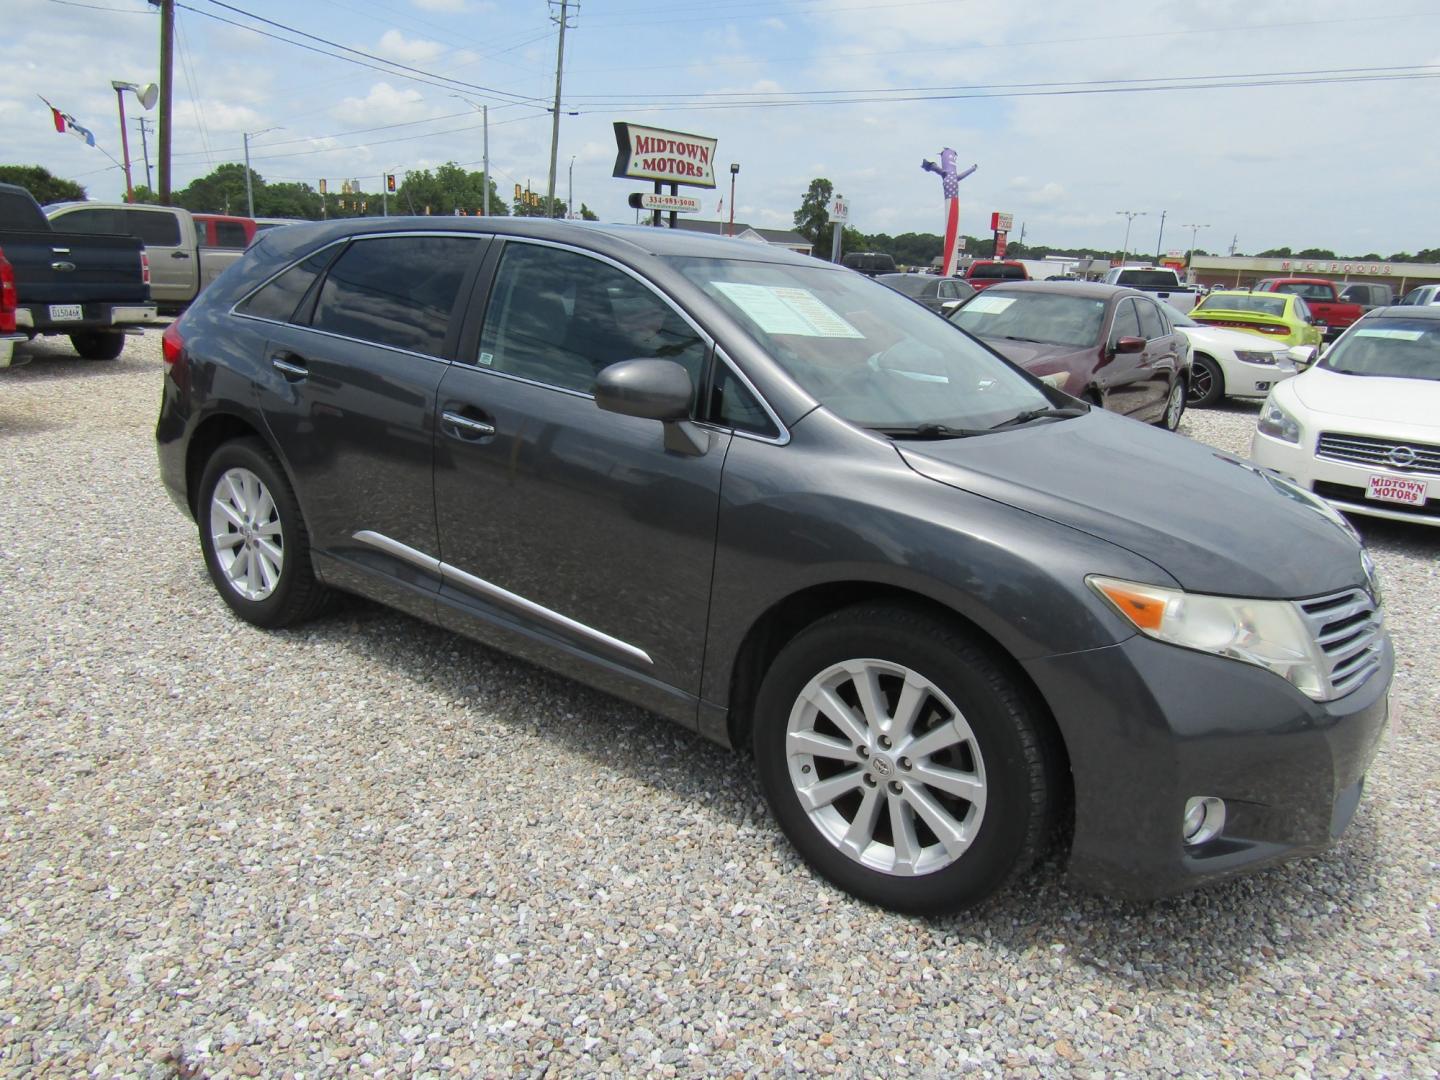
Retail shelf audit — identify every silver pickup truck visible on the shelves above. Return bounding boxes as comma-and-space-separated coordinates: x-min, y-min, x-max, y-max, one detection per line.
45, 202, 245, 314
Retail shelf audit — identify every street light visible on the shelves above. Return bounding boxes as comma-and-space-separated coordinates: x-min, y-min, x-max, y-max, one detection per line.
451, 95, 491, 217
728, 163, 739, 236
242, 127, 282, 219
568, 155, 575, 220
110, 80, 157, 203
1182, 223, 1210, 265
1116, 209, 1147, 265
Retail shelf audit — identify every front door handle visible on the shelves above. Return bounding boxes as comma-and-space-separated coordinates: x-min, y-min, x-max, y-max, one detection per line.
271, 354, 308, 379
171, 251, 191, 259
441, 410, 495, 438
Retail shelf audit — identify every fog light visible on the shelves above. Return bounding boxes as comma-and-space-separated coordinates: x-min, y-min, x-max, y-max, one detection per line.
1182, 797, 1226, 846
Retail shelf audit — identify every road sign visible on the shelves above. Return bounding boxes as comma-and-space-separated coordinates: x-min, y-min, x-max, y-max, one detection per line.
828, 194, 849, 223
990, 211, 1013, 232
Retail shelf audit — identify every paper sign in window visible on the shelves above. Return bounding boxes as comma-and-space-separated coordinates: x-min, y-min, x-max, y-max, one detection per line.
1354, 328, 1424, 341
964, 295, 1016, 314
713, 282, 864, 338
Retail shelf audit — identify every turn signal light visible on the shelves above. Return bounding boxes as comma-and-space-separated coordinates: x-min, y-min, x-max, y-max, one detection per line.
1254, 324, 1291, 336
1089, 579, 1167, 631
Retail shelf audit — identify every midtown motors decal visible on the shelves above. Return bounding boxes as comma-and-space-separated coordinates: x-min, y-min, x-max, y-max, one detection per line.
613, 123, 718, 189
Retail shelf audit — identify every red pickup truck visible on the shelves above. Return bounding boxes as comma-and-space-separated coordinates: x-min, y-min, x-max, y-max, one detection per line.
1253, 278, 1363, 342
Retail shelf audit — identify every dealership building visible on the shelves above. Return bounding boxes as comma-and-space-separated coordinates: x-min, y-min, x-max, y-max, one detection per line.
1190, 256, 1440, 296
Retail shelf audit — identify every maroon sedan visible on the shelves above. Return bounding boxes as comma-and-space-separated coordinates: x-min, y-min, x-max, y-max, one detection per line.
948, 281, 1189, 430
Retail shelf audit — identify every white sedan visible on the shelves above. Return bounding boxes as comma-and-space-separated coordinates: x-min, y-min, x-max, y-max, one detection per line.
1165, 304, 1300, 407
1250, 307, 1440, 526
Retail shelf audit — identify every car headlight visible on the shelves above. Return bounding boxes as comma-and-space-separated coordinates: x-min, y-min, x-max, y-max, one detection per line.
1234, 350, 1280, 365
1257, 395, 1301, 444
1088, 576, 1328, 699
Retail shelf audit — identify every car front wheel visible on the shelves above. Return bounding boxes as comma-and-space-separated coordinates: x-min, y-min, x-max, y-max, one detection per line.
752, 605, 1059, 915
197, 438, 329, 628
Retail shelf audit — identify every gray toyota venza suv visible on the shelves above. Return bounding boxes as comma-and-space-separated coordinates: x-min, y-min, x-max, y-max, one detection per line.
157, 219, 1391, 914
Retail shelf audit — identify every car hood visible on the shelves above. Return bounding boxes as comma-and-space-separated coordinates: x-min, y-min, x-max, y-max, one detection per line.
898, 409, 1367, 599
1291, 366, 1440, 426
1178, 324, 1285, 354
980, 337, 1093, 370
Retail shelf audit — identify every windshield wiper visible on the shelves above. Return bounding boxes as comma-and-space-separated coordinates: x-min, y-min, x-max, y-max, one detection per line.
874, 422, 990, 440
989, 406, 1089, 430
999, 335, 1051, 344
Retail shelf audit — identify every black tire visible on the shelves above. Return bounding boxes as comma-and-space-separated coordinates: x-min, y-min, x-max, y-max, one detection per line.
752, 605, 1060, 915
1186, 354, 1224, 408
69, 330, 126, 361
197, 438, 330, 629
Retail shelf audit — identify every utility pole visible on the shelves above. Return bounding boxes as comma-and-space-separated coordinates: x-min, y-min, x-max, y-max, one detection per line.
135, 117, 154, 191
1229, 233, 1239, 256
1154, 209, 1167, 262
242, 128, 280, 218
1116, 210, 1147, 264
152, 0, 174, 204
546, 0, 572, 219
482, 104, 489, 215
568, 155, 575, 219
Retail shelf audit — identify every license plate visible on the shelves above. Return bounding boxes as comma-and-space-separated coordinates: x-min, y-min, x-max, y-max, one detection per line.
1366, 475, 1427, 505
48, 304, 83, 322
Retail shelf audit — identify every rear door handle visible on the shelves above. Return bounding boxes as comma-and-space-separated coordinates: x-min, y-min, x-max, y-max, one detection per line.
172, 251, 191, 259
271, 354, 308, 379
441, 410, 495, 438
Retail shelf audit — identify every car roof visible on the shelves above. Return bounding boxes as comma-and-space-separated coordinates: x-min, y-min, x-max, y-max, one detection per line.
1365, 305, 1440, 320
253, 215, 822, 269
969, 280, 1144, 300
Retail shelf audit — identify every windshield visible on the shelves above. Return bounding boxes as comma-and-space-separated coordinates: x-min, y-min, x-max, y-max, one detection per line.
878, 274, 932, 298
667, 256, 1049, 430
1321, 318, 1440, 380
1161, 301, 1198, 327
1269, 282, 1332, 301
1196, 293, 1288, 317
951, 290, 1107, 348
969, 263, 1026, 280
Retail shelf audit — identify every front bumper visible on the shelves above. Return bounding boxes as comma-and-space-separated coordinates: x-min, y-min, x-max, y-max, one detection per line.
1223, 357, 1297, 399
1024, 631, 1391, 899
1251, 430, 1440, 526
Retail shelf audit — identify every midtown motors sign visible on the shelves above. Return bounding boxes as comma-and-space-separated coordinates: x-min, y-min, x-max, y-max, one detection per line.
613, 122, 718, 188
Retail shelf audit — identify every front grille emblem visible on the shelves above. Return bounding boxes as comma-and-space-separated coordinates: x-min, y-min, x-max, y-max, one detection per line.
1387, 446, 1418, 469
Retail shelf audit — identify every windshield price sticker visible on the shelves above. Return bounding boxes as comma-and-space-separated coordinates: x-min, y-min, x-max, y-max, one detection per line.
965, 295, 1016, 315
1355, 328, 1424, 341
712, 282, 864, 338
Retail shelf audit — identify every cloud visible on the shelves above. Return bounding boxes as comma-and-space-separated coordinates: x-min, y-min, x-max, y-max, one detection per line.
374, 29, 446, 64
331, 82, 433, 126
413, 0, 469, 9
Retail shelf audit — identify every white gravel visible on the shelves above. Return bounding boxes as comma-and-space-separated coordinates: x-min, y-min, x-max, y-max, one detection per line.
1, 333, 1437, 1078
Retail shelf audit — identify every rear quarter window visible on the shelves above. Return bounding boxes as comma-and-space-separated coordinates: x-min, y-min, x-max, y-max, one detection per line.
126, 209, 181, 247
236, 246, 342, 324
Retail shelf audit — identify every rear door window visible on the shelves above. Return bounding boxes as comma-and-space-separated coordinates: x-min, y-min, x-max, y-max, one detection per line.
49, 207, 127, 235
236, 246, 342, 324
1136, 299, 1165, 340
126, 209, 181, 247
309, 234, 477, 356
205, 220, 250, 248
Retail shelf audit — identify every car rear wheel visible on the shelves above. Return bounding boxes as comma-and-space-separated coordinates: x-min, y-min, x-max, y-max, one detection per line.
752, 605, 1059, 915
1186, 354, 1224, 408
69, 331, 125, 361
197, 438, 329, 629
1158, 376, 1186, 430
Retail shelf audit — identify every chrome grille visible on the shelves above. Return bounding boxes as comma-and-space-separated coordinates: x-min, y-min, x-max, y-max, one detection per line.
1316, 432, 1440, 478
1297, 588, 1386, 698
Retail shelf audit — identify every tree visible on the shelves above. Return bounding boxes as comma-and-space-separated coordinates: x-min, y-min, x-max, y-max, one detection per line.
512, 192, 565, 218
579, 203, 599, 221
0, 164, 86, 204
1294, 248, 1336, 259
173, 162, 254, 214
397, 163, 506, 217
1255, 246, 1292, 258
793, 178, 833, 248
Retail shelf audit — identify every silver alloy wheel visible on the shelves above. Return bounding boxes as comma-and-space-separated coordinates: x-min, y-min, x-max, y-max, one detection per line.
786, 659, 987, 877
1165, 379, 1185, 428
209, 466, 284, 602
1186, 361, 1214, 405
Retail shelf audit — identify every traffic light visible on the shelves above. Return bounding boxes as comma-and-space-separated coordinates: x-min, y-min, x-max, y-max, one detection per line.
386, 174, 396, 193
318, 178, 327, 195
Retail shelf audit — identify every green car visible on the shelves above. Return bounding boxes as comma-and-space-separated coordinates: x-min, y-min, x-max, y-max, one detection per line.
1191, 290, 1324, 350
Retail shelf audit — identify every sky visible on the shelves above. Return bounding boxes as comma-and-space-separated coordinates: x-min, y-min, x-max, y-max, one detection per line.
6, 0, 1439, 256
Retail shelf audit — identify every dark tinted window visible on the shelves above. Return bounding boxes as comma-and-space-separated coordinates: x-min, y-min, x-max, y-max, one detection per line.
237, 246, 341, 323
211, 221, 249, 248
969, 263, 1026, 280
878, 274, 932, 298
0, 192, 46, 230
1117, 270, 1181, 289
311, 235, 475, 356
49, 207, 127, 235
710, 363, 777, 437
126, 209, 181, 246
1136, 299, 1164, 340
478, 243, 707, 395
1111, 299, 1141, 341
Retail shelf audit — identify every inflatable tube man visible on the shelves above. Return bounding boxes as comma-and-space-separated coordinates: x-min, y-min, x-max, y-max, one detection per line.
921, 150, 977, 276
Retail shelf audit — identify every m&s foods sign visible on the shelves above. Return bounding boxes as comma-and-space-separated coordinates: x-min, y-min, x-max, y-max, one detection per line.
613, 122, 718, 189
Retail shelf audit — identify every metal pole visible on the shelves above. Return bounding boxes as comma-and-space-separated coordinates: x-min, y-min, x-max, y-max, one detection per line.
157, 0, 174, 204
136, 117, 153, 191
1154, 210, 1167, 262
546, 0, 569, 219
114, 87, 134, 202
482, 105, 489, 216
728, 166, 737, 236
244, 132, 255, 218
381, 173, 387, 218
568, 155, 574, 219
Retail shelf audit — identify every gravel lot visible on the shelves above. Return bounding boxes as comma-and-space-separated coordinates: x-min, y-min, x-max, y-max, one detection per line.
2, 330, 1437, 1078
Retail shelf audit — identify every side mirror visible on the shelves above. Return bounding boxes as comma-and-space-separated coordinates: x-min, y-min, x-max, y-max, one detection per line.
594, 359, 692, 421
1114, 336, 1146, 354
1287, 345, 1318, 367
